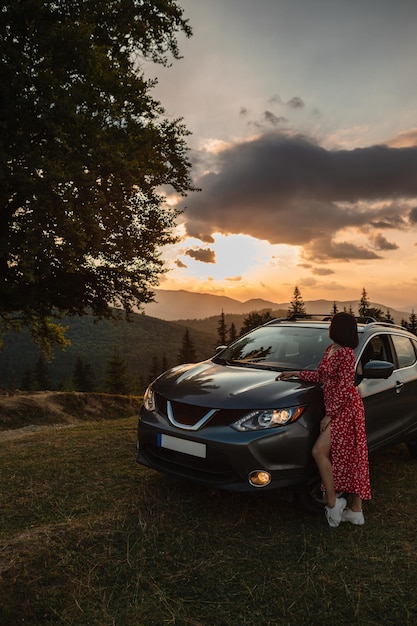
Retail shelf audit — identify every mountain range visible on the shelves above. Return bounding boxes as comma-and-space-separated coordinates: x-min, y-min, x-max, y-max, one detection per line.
0, 289, 412, 393
143, 289, 410, 324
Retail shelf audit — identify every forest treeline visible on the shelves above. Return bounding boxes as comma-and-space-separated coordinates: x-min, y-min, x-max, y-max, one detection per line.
1, 286, 416, 395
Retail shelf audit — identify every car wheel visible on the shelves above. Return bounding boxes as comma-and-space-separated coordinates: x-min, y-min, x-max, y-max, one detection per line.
294, 469, 326, 514
407, 441, 417, 458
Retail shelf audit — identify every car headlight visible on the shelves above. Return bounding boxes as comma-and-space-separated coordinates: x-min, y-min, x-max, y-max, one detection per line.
143, 386, 155, 411
231, 406, 305, 431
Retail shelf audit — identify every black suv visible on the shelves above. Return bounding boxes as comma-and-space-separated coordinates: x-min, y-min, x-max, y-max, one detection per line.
137, 318, 417, 511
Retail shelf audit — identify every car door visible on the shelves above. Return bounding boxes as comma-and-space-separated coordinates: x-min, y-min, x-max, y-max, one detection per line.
387, 333, 417, 440
357, 333, 401, 452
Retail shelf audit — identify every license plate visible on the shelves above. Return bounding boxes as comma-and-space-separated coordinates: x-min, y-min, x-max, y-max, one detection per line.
158, 434, 206, 458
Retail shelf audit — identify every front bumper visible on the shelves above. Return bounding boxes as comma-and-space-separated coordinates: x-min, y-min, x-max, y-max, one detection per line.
136, 407, 316, 492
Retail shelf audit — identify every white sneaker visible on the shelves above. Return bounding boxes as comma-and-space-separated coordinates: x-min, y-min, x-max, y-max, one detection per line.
325, 497, 347, 528
341, 507, 365, 525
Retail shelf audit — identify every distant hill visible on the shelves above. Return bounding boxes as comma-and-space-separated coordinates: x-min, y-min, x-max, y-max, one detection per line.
0, 312, 218, 393
0, 290, 412, 393
143, 290, 281, 320
144, 290, 409, 325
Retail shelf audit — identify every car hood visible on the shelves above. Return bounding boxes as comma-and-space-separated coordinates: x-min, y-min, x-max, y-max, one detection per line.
153, 360, 320, 409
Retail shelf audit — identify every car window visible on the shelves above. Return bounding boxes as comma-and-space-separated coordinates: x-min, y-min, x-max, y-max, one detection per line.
217, 325, 332, 370
359, 334, 391, 368
391, 335, 417, 368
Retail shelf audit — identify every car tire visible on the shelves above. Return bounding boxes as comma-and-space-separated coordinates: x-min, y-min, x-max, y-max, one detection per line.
294, 469, 326, 514
407, 441, 417, 458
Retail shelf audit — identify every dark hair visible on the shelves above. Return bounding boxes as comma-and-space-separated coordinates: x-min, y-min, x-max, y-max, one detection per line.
329, 312, 359, 348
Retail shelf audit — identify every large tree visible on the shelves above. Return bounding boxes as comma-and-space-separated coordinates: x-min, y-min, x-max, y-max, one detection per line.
0, 0, 193, 353
288, 286, 306, 317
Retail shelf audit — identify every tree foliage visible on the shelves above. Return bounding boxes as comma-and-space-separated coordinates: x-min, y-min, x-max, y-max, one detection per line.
240, 310, 273, 335
0, 0, 193, 351
228, 322, 237, 343
358, 288, 371, 317
72, 355, 96, 392
105, 349, 130, 394
177, 327, 197, 364
217, 310, 228, 345
288, 286, 306, 316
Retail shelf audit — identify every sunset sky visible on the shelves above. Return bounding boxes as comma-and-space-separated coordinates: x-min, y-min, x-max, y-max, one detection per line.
146, 0, 417, 310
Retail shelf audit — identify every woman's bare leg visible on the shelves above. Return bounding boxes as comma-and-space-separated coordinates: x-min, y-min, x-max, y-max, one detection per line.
351, 494, 362, 512
312, 426, 336, 507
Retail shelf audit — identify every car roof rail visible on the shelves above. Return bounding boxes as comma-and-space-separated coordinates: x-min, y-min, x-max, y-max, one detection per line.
264, 315, 405, 329
264, 314, 333, 325
366, 320, 405, 331
355, 316, 377, 324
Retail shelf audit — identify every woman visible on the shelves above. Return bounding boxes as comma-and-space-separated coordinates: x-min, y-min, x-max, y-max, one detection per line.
276, 312, 371, 527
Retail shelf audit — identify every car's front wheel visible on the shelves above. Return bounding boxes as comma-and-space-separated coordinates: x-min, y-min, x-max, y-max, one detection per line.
407, 441, 417, 458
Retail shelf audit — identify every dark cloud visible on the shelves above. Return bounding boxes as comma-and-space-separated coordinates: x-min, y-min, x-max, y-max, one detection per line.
304, 239, 382, 261
410, 207, 417, 223
372, 234, 399, 251
287, 96, 305, 109
268, 94, 283, 104
183, 132, 417, 260
263, 110, 287, 126
312, 267, 335, 276
185, 248, 216, 263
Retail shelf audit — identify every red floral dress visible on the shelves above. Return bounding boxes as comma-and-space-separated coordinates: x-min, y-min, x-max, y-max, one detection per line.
300, 345, 371, 500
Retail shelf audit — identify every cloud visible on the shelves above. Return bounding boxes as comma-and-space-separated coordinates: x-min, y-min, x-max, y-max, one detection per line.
386, 129, 417, 148
175, 259, 187, 268
268, 94, 283, 104
410, 207, 417, 223
225, 275, 242, 282
287, 96, 305, 109
312, 267, 335, 276
304, 239, 381, 261
185, 247, 216, 263
183, 132, 417, 260
263, 110, 287, 126
371, 234, 399, 251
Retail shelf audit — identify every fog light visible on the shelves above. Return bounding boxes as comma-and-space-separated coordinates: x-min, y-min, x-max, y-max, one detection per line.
248, 470, 271, 487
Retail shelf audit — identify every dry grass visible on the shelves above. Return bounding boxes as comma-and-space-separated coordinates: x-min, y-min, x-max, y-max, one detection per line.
1, 415, 417, 625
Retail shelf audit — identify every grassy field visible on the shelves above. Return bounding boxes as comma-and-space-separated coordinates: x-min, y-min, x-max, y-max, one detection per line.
1, 414, 417, 625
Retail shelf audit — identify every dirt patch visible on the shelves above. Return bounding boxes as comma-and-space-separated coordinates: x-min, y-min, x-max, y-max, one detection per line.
0, 391, 140, 434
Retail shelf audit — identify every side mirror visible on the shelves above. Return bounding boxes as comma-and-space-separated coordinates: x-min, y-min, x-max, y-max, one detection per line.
363, 360, 394, 380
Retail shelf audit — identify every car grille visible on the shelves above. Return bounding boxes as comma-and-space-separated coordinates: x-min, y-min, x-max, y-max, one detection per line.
154, 392, 248, 428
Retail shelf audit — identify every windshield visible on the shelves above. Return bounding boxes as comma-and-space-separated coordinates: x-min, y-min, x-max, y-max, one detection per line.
215, 325, 332, 371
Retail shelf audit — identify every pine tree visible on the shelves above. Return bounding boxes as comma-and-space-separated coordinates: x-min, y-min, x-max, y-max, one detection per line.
148, 355, 161, 384
331, 301, 338, 315
288, 286, 306, 316
21, 366, 35, 391
177, 328, 197, 364
228, 323, 238, 343
105, 350, 130, 395
358, 288, 371, 317
35, 354, 50, 390
239, 311, 273, 335
72, 355, 96, 392
217, 310, 228, 344
408, 309, 417, 335
385, 309, 394, 322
